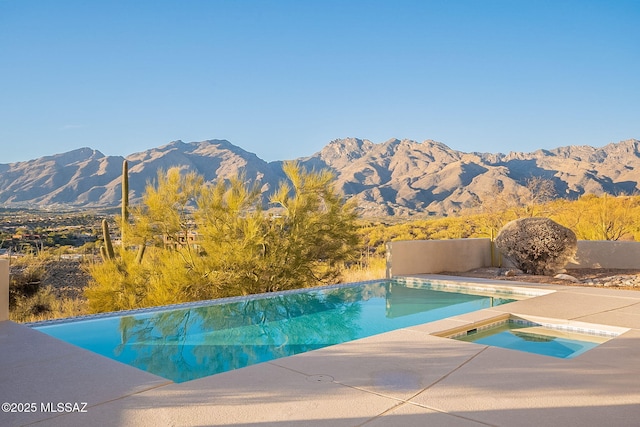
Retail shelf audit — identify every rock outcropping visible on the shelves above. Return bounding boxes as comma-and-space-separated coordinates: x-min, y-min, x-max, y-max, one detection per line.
495, 217, 578, 275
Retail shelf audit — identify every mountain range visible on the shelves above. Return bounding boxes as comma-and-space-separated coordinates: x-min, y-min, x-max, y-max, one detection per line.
1, 138, 639, 217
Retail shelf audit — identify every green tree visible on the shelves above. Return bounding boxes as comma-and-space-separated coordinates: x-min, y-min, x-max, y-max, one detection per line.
265, 161, 359, 290
85, 161, 359, 313
553, 194, 639, 241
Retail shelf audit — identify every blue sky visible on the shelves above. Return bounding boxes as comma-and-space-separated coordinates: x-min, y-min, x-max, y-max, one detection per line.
1, 0, 639, 163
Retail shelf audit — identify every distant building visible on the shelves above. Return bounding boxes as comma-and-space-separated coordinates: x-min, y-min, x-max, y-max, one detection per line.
163, 231, 202, 250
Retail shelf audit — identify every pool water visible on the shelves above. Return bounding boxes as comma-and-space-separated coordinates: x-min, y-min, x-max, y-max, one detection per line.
32, 279, 517, 383
454, 320, 611, 359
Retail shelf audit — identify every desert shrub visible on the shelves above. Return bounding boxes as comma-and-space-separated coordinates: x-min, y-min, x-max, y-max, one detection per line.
9, 286, 87, 323
86, 161, 360, 313
551, 194, 640, 241
10, 287, 54, 322
7, 255, 91, 322
9, 260, 45, 309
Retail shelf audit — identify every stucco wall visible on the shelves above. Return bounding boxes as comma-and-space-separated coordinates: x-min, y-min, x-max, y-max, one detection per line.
569, 240, 640, 269
386, 238, 640, 276
386, 238, 492, 277
0, 259, 8, 321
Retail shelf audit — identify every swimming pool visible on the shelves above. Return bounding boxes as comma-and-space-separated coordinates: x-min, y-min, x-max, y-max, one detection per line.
451, 318, 618, 359
31, 278, 522, 383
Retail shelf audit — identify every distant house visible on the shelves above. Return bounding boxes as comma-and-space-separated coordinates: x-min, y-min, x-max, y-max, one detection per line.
163, 231, 202, 250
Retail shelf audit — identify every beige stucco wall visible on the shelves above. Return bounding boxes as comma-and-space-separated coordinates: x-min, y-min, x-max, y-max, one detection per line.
386, 238, 492, 277
386, 238, 640, 276
0, 259, 8, 321
569, 240, 640, 269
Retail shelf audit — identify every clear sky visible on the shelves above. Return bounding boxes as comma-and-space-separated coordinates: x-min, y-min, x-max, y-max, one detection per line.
1, 0, 639, 164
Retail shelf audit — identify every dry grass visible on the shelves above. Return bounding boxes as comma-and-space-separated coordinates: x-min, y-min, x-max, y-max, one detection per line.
10, 286, 88, 323
9, 255, 90, 323
340, 257, 387, 283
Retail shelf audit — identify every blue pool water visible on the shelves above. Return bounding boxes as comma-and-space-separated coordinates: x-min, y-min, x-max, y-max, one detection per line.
455, 320, 605, 359
32, 279, 517, 383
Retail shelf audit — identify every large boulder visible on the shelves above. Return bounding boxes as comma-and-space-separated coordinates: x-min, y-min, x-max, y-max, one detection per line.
495, 217, 577, 275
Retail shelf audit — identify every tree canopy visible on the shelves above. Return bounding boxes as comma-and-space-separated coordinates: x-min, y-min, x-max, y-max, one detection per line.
85, 161, 359, 313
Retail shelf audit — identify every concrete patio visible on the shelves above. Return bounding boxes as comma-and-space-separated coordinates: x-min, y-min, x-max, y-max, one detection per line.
2, 275, 640, 426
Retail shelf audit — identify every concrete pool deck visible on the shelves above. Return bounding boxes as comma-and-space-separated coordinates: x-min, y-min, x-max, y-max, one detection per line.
2, 275, 640, 426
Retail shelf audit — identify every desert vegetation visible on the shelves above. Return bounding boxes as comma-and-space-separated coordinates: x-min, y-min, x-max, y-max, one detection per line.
85, 161, 360, 313
5, 173, 640, 322
358, 193, 640, 251
7, 254, 88, 323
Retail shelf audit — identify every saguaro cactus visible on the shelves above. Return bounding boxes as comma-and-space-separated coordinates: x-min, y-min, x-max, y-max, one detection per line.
122, 160, 129, 231
101, 159, 140, 262
135, 244, 146, 264
100, 219, 115, 261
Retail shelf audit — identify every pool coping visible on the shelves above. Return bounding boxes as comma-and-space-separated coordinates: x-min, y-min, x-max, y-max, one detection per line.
433, 312, 630, 339
3, 274, 640, 426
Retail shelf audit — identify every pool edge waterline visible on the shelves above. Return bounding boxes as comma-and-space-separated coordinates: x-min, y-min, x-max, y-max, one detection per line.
27, 277, 553, 328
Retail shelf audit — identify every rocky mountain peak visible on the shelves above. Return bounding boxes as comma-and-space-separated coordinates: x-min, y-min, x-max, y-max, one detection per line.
319, 138, 374, 161
0, 138, 639, 217
21, 147, 105, 166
